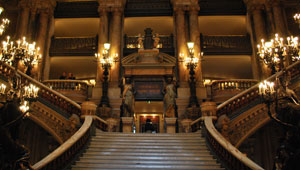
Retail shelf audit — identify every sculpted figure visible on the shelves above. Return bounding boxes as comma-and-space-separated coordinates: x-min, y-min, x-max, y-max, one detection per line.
122, 83, 135, 117
163, 78, 176, 117
137, 33, 144, 49
153, 33, 160, 48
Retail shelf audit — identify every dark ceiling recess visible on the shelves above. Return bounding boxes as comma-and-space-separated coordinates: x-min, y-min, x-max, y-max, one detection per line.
54, 1, 99, 18
54, 0, 246, 18
125, 0, 173, 17
198, 0, 246, 15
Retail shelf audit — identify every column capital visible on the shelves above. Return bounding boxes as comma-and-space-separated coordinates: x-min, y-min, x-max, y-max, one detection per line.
243, 0, 265, 13
19, 0, 56, 16
98, 0, 126, 13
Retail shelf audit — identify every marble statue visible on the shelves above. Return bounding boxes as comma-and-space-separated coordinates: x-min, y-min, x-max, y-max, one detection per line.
137, 33, 144, 49
122, 84, 135, 117
153, 33, 160, 48
163, 78, 176, 118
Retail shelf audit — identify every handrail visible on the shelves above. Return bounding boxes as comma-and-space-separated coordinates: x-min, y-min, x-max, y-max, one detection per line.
0, 62, 81, 116
204, 116, 264, 170
217, 60, 300, 116
32, 116, 93, 170
83, 115, 108, 132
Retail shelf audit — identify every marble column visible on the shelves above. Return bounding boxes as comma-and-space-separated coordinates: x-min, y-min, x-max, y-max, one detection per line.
36, 11, 49, 80
251, 6, 270, 79
17, 7, 30, 39
27, 9, 37, 41
42, 15, 55, 80
110, 9, 122, 85
189, 8, 203, 85
272, 1, 287, 36
96, 9, 109, 85
174, 8, 188, 83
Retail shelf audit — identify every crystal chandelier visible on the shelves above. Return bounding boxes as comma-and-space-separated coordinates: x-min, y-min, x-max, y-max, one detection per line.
0, 7, 9, 35
257, 34, 300, 73
294, 13, 300, 28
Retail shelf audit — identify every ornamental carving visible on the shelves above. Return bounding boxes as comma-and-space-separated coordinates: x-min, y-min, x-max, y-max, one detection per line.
30, 101, 77, 143
19, 0, 56, 14
226, 104, 274, 147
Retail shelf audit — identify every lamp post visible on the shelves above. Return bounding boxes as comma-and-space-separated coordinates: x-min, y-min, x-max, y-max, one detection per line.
95, 43, 112, 107
186, 42, 200, 107
257, 34, 300, 74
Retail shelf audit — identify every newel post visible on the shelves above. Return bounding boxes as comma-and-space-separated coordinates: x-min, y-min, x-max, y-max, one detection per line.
201, 102, 217, 120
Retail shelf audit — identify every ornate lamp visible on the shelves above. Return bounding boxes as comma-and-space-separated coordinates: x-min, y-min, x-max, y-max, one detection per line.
294, 13, 300, 28
186, 42, 200, 107
257, 34, 300, 73
95, 43, 113, 107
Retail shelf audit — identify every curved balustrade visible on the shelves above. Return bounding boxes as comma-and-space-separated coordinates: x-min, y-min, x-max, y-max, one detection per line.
0, 62, 81, 116
217, 61, 300, 118
32, 116, 93, 170
203, 116, 264, 170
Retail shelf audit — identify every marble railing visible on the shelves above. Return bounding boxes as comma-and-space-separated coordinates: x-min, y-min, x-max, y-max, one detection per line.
209, 79, 257, 103
0, 62, 82, 117
33, 116, 93, 170
203, 116, 264, 170
32, 115, 108, 170
43, 80, 90, 103
191, 61, 300, 169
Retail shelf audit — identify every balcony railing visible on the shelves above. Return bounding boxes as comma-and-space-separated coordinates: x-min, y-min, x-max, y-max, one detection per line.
123, 34, 174, 56
200, 34, 252, 55
208, 79, 258, 103
43, 80, 90, 103
50, 36, 98, 56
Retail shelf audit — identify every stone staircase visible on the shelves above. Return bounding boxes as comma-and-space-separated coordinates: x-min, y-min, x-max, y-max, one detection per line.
72, 130, 224, 170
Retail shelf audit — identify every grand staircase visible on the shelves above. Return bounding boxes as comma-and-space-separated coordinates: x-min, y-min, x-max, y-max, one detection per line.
71, 130, 224, 170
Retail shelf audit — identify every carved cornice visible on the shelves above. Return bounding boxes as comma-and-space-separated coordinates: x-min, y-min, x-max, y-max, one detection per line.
98, 0, 126, 14
243, 0, 265, 13
30, 101, 77, 143
226, 103, 275, 147
171, 0, 200, 12
19, 0, 56, 15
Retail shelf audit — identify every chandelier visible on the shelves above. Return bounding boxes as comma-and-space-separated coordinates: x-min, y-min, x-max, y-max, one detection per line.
294, 13, 300, 28
0, 7, 9, 35
257, 34, 300, 73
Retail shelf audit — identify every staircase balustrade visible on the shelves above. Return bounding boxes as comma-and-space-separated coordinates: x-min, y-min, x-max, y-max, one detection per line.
203, 116, 264, 170
191, 61, 300, 169
0, 62, 82, 117
32, 116, 93, 170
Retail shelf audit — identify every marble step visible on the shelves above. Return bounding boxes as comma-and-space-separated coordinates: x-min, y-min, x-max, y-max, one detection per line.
84, 148, 210, 153
78, 155, 214, 161
82, 152, 212, 157
91, 138, 206, 142
87, 144, 208, 149
95, 132, 202, 136
72, 163, 222, 170
76, 159, 218, 165
88, 142, 206, 146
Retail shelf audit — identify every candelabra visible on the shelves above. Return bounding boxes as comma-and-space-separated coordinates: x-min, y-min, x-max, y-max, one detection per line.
257, 34, 300, 74
0, 7, 9, 35
294, 13, 300, 28
95, 43, 113, 107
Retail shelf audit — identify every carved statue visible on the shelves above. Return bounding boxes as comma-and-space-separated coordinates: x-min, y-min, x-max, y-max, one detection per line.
153, 33, 160, 48
137, 33, 144, 49
163, 78, 176, 118
122, 83, 135, 117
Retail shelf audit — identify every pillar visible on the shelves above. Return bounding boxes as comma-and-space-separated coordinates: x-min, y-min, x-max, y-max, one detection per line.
174, 7, 188, 83
96, 9, 109, 85
189, 7, 202, 85
36, 11, 49, 81
17, 6, 30, 39
109, 8, 122, 84
272, 0, 287, 36
121, 117, 133, 133
42, 15, 54, 80
165, 117, 177, 133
